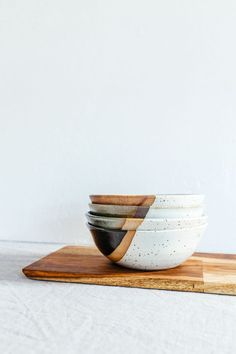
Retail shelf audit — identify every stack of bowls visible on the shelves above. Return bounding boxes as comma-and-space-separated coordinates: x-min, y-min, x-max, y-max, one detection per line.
86, 194, 207, 270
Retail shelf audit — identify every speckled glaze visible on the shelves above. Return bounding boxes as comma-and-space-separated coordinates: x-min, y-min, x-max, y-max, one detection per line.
90, 194, 204, 208
87, 224, 207, 270
86, 212, 208, 231
88, 203, 204, 219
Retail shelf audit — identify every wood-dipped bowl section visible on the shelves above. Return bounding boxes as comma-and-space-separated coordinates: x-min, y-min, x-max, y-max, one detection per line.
87, 223, 207, 270
90, 194, 204, 208
86, 212, 208, 231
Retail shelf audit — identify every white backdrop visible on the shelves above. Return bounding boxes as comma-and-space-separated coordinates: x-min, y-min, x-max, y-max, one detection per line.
0, 1, 236, 252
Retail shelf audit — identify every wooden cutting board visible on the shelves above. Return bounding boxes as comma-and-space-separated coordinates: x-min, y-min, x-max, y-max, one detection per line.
22, 246, 236, 295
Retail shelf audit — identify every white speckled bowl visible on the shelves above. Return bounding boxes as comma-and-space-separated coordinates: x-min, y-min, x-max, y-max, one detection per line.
89, 203, 204, 219
87, 224, 207, 270
86, 212, 207, 231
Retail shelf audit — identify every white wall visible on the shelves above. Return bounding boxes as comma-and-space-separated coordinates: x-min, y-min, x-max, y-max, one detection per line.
0, 0, 236, 252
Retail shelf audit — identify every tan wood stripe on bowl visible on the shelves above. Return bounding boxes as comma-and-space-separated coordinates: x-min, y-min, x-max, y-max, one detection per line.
90, 195, 156, 206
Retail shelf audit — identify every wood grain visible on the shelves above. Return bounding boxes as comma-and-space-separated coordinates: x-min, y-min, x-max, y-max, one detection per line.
89, 195, 156, 206
22, 246, 236, 295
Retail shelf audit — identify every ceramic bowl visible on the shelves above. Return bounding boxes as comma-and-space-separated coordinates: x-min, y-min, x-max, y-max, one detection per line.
86, 212, 207, 231
87, 223, 207, 270
88, 203, 204, 219
90, 194, 204, 208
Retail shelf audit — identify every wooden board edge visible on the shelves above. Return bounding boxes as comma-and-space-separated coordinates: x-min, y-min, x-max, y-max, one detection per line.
23, 270, 204, 293
26, 276, 236, 295
203, 282, 236, 296
22, 267, 203, 282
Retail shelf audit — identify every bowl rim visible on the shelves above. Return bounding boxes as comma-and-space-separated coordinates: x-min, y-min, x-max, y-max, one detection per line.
87, 222, 208, 233
88, 203, 204, 210
89, 194, 205, 206
90, 194, 204, 198
86, 211, 208, 223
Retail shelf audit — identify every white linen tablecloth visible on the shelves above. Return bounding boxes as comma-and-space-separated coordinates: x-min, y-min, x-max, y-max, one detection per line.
0, 241, 236, 354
